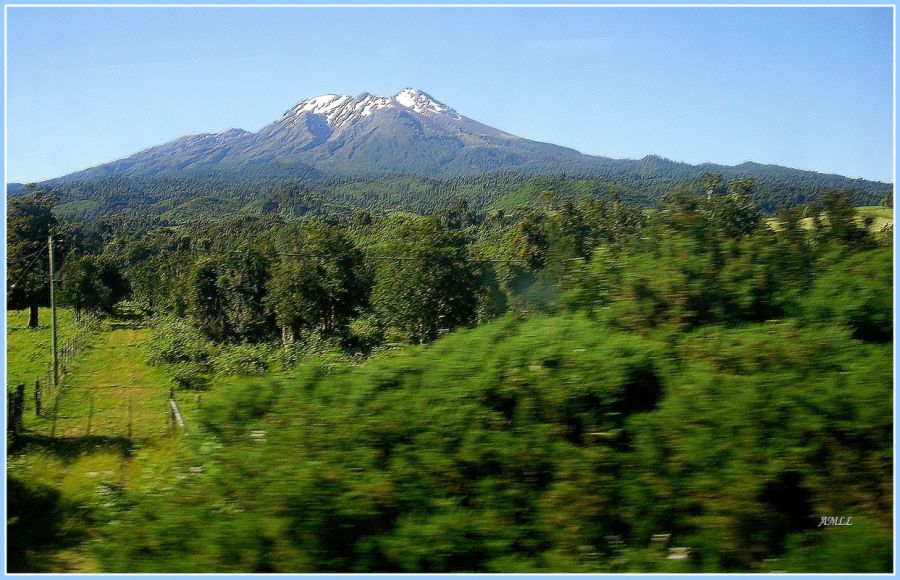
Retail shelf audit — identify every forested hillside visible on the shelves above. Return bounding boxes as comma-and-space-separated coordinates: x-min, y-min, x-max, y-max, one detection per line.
6, 175, 893, 572
7, 170, 893, 225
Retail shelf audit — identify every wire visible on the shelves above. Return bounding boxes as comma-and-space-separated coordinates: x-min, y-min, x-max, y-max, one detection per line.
222, 249, 591, 264
9, 244, 45, 266
9, 248, 46, 290
216, 248, 528, 264
276, 252, 527, 263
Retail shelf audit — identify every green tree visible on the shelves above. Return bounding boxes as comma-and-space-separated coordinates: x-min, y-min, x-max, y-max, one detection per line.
7, 189, 57, 327
372, 218, 480, 343
188, 249, 273, 341
266, 224, 371, 342
814, 189, 873, 249
60, 253, 128, 320
59, 255, 111, 321
699, 172, 723, 200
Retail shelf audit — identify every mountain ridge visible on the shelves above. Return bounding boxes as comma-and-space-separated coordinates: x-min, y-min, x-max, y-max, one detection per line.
35, 87, 889, 187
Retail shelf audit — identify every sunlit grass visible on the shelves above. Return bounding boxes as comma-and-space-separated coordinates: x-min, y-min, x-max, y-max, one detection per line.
6, 308, 81, 392
765, 205, 892, 232
40, 328, 176, 439
6, 317, 200, 572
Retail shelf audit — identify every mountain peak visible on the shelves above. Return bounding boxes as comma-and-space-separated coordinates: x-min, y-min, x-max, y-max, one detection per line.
393, 87, 452, 114
282, 88, 456, 128
283, 93, 350, 119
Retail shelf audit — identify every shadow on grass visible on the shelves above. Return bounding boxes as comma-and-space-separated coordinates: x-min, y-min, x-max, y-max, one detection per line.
7, 476, 90, 572
9, 432, 134, 460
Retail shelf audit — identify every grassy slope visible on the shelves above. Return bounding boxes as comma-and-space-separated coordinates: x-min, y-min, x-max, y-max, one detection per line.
31, 325, 197, 439
855, 205, 894, 231
7, 308, 80, 391
6, 316, 199, 572
765, 205, 893, 232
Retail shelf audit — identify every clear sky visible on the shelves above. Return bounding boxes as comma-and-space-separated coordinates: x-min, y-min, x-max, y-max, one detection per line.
5, 5, 894, 183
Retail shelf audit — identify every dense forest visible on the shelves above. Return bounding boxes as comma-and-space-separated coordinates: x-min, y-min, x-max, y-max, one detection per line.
7, 168, 892, 226
6, 173, 893, 572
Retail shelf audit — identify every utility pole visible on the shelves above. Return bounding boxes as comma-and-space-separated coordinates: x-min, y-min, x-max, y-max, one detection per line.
49, 233, 58, 388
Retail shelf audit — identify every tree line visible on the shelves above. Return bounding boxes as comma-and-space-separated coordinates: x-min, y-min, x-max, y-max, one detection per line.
8, 168, 891, 226
8, 175, 891, 352
6, 173, 892, 572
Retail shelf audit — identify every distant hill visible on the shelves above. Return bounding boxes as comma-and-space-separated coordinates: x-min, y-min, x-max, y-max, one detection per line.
8, 87, 891, 222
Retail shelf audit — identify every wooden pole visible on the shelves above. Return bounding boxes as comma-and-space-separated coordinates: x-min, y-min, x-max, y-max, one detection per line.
49, 234, 58, 387
169, 398, 186, 431
7, 392, 17, 435
14, 384, 25, 433
34, 378, 42, 417
86, 391, 94, 436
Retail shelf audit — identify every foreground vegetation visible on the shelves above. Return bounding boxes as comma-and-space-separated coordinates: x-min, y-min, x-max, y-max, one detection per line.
6, 314, 200, 571
6, 177, 893, 572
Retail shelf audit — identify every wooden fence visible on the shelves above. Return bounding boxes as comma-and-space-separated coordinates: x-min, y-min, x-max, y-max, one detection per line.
8, 314, 101, 437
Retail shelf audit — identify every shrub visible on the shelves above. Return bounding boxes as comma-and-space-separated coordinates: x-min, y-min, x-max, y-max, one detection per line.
146, 316, 211, 366
211, 343, 276, 376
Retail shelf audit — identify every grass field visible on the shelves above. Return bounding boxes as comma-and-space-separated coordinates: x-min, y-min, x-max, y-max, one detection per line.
765, 205, 893, 232
6, 314, 200, 572
29, 326, 199, 439
6, 308, 83, 391
855, 205, 894, 231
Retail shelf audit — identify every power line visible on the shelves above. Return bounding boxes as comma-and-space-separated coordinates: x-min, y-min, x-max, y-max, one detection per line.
9, 244, 46, 266
9, 248, 46, 290
219, 248, 528, 264
277, 252, 527, 263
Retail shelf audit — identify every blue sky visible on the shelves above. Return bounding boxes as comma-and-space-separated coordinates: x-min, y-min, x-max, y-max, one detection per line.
5, 5, 894, 183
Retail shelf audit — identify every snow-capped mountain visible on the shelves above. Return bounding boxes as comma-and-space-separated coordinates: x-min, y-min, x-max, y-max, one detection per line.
50, 87, 606, 180
44, 88, 890, 186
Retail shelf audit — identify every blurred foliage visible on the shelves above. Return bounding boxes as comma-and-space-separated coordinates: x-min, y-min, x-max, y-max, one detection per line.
87, 315, 890, 572
7, 176, 893, 572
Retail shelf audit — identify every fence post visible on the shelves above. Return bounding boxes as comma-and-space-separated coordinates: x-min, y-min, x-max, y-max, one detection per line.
34, 378, 42, 417
8, 391, 17, 436
14, 384, 25, 433
86, 391, 94, 436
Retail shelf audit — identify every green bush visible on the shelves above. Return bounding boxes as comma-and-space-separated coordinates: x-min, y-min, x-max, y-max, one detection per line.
146, 316, 211, 366
92, 313, 890, 572
211, 342, 276, 376
170, 361, 211, 391
804, 246, 892, 342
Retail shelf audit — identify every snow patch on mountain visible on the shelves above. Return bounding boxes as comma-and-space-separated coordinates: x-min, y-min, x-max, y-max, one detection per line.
393, 87, 459, 118
283, 88, 460, 128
